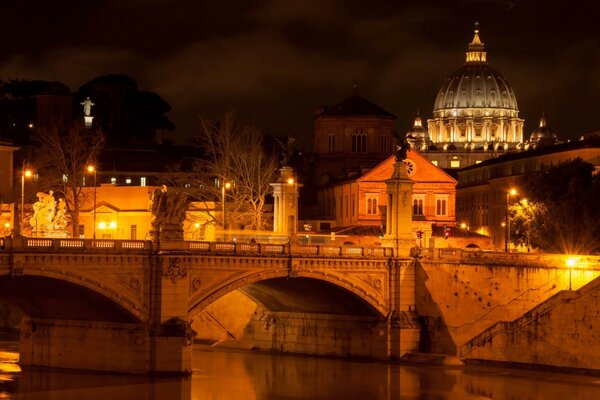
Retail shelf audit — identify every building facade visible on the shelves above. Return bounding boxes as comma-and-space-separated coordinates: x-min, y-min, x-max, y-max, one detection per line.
456, 139, 600, 249
311, 91, 397, 185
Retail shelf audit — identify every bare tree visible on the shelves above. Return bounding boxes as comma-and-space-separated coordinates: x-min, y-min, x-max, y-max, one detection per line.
192, 112, 279, 230
33, 123, 104, 237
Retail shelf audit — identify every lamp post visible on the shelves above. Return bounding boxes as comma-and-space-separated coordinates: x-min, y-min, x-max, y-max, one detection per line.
505, 188, 517, 252
566, 258, 576, 291
87, 165, 97, 239
221, 179, 231, 239
20, 162, 32, 235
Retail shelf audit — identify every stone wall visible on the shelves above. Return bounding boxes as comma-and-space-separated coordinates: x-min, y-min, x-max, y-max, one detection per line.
249, 311, 389, 359
461, 275, 600, 370
416, 258, 600, 355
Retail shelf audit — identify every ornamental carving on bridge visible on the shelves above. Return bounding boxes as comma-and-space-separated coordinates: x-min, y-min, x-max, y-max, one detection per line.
162, 257, 187, 283
9, 261, 24, 278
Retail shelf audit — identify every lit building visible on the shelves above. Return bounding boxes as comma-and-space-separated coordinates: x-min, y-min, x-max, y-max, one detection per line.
419, 24, 525, 169
313, 150, 476, 246
456, 138, 600, 249
311, 89, 397, 186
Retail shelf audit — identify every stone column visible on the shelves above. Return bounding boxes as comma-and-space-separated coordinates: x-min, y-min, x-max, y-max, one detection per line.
382, 161, 415, 257
270, 167, 299, 239
147, 254, 194, 374
387, 258, 421, 360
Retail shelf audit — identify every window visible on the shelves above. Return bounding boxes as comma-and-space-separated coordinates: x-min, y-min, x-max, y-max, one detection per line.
450, 160, 461, 168
125, 178, 132, 184
366, 193, 378, 215
111, 177, 117, 185
78, 224, 85, 239
431, 160, 438, 166
380, 135, 387, 153
412, 195, 424, 216
328, 134, 336, 152
352, 129, 367, 153
436, 196, 448, 216
140, 177, 147, 186
131, 225, 137, 240
345, 196, 349, 217
62, 174, 68, 183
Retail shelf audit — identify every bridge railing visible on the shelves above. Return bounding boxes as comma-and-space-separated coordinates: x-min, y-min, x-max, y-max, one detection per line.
184, 241, 394, 257
1, 237, 395, 258
1, 237, 153, 253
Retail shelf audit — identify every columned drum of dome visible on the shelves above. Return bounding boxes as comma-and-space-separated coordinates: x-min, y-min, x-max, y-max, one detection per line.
427, 25, 524, 148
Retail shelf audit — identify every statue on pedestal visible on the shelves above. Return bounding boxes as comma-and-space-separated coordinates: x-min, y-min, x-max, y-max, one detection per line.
81, 97, 95, 116
149, 185, 189, 241
395, 138, 411, 162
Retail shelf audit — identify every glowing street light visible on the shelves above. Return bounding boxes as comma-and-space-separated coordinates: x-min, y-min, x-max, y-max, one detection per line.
566, 257, 577, 291
505, 188, 517, 252
221, 179, 232, 237
20, 162, 33, 235
86, 165, 97, 239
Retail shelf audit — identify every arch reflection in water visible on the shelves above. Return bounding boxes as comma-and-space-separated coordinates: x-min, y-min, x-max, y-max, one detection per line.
4, 346, 600, 399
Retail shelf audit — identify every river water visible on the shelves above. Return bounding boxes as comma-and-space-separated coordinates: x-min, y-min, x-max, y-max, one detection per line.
2, 342, 600, 399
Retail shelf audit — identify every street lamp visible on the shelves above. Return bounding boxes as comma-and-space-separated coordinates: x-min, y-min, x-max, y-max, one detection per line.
87, 165, 97, 239
20, 162, 33, 235
221, 179, 232, 239
505, 188, 517, 252
566, 257, 576, 291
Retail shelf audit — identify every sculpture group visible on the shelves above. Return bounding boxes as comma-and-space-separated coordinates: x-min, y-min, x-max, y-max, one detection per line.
29, 191, 68, 237
149, 185, 189, 240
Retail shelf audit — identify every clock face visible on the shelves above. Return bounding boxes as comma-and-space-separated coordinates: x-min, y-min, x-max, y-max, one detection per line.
403, 159, 416, 177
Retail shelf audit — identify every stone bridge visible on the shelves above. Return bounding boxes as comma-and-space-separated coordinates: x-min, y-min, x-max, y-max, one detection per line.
0, 237, 418, 374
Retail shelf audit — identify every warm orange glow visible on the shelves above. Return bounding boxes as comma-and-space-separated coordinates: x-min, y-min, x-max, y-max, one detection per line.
109, 221, 117, 229
4, 222, 9, 228
87, 165, 95, 173
194, 222, 200, 229
501, 222, 506, 227
460, 223, 467, 229
509, 188, 517, 196
224, 182, 232, 190
566, 258, 577, 268
287, 177, 295, 185
24, 169, 32, 178
98, 222, 106, 229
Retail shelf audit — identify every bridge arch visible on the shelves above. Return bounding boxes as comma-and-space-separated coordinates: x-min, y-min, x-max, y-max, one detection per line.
188, 268, 388, 319
0, 269, 145, 323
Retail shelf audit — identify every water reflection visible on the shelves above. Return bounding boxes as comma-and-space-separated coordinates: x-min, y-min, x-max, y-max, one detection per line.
2, 343, 600, 399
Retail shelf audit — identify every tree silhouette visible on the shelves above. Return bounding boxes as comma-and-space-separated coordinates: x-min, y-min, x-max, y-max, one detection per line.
516, 158, 600, 254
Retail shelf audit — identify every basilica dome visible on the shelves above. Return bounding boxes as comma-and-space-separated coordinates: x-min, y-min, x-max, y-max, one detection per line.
433, 64, 518, 111
427, 25, 524, 146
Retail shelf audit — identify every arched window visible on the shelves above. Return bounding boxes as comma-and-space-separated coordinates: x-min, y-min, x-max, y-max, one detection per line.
412, 196, 424, 216
328, 134, 336, 152
352, 129, 367, 153
436, 199, 447, 216
366, 194, 378, 215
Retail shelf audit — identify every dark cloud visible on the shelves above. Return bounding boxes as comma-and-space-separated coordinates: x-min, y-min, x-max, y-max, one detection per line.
0, 0, 599, 147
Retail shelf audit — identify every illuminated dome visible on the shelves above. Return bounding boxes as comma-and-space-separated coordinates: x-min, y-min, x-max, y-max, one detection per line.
427, 24, 524, 147
530, 116, 558, 147
406, 113, 428, 139
405, 113, 428, 151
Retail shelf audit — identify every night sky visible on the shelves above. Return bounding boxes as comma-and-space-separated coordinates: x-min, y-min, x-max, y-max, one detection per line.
2, 0, 599, 148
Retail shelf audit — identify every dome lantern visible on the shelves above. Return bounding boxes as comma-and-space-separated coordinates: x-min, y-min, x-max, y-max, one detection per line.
466, 22, 487, 63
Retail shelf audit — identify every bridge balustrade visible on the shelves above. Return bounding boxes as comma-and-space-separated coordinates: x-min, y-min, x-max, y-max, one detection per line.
0, 237, 398, 258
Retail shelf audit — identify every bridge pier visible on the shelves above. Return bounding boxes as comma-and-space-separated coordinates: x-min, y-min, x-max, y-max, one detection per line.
387, 258, 421, 359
